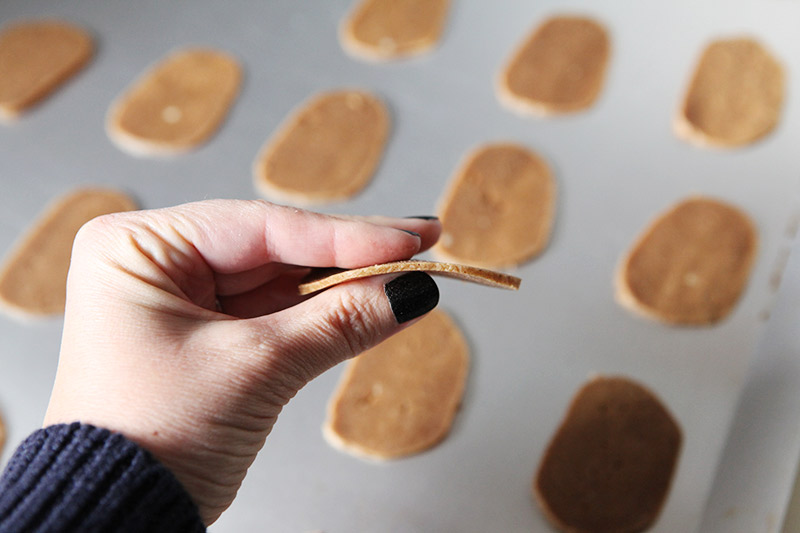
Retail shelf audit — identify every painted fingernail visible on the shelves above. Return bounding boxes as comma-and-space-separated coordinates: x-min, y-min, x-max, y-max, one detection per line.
384, 271, 439, 324
399, 229, 421, 237
404, 216, 439, 221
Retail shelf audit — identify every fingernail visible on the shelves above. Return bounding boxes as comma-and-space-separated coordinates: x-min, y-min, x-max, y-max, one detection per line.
384, 272, 439, 324
399, 229, 421, 237
404, 216, 439, 221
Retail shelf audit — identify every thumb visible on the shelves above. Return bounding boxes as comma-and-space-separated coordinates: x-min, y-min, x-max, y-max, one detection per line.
217, 272, 439, 399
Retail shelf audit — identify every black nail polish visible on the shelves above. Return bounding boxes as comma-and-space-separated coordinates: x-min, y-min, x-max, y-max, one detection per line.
400, 229, 421, 237
403, 216, 439, 221
384, 272, 439, 324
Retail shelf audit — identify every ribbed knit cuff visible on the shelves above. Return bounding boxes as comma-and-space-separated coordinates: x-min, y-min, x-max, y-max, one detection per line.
0, 423, 205, 532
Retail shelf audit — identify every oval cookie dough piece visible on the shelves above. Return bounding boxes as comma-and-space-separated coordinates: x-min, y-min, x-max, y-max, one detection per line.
298, 260, 521, 295
616, 197, 757, 325
535, 376, 682, 533
433, 143, 556, 268
675, 38, 784, 148
0, 20, 93, 120
253, 90, 390, 205
340, 0, 451, 61
323, 309, 469, 460
0, 188, 137, 318
107, 48, 242, 156
498, 16, 610, 115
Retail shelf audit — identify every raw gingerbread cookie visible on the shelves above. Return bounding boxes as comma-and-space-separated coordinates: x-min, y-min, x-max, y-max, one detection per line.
340, 0, 451, 61
107, 48, 242, 156
498, 15, 610, 115
253, 90, 390, 205
616, 197, 757, 325
323, 309, 469, 460
535, 376, 682, 533
0, 20, 93, 120
675, 38, 784, 148
433, 143, 556, 268
0, 188, 137, 318
298, 260, 521, 295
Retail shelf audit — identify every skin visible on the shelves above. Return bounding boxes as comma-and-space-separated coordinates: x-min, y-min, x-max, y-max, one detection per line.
42, 199, 441, 525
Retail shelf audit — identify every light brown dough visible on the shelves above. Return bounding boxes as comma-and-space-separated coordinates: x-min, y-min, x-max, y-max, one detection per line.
675, 38, 785, 148
0, 20, 93, 120
433, 143, 556, 268
107, 48, 242, 156
323, 309, 469, 460
341, 0, 451, 61
498, 15, 610, 115
616, 197, 757, 325
0, 189, 137, 318
253, 90, 390, 205
535, 376, 682, 533
298, 260, 521, 295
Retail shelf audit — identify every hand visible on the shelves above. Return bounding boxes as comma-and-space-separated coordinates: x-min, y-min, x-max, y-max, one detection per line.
43, 199, 441, 524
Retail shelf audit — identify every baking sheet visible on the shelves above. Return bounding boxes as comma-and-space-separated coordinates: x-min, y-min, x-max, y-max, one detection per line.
1, 1, 800, 531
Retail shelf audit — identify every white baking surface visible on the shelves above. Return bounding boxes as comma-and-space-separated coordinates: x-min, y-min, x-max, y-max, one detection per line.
699, 227, 800, 533
1, 1, 800, 532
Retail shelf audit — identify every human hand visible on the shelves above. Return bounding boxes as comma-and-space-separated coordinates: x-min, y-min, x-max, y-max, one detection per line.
42, 199, 441, 524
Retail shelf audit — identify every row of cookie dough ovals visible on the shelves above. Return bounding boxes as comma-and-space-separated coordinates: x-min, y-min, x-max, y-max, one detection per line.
1, 16, 785, 148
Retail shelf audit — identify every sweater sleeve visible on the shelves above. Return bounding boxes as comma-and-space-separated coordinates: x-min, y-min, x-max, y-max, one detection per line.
0, 423, 205, 533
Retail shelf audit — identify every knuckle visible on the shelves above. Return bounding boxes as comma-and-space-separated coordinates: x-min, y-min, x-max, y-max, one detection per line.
326, 290, 382, 358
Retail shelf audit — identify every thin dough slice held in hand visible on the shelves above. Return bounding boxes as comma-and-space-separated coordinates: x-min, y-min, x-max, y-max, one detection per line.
298, 259, 521, 295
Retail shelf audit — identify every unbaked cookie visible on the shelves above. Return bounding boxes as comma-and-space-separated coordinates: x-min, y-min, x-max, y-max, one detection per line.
535, 376, 682, 533
498, 15, 610, 115
340, 0, 451, 61
0, 188, 137, 318
253, 89, 390, 205
0, 20, 93, 120
616, 196, 757, 325
433, 143, 556, 268
107, 48, 242, 156
298, 260, 521, 295
323, 309, 469, 460
675, 38, 784, 148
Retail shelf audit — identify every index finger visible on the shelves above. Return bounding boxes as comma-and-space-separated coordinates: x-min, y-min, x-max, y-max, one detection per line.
164, 200, 440, 274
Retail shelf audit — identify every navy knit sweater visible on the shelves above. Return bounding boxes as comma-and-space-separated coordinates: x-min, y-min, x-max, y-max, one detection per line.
0, 423, 205, 532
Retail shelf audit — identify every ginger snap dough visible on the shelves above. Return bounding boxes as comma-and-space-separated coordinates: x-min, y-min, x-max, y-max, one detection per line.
0, 189, 137, 318
254, 90, 390, 205
107, 48, 242, 156
341, 0, 451, 61
0, 20, 93, 120
675, 38, 784, 148
298, 260, 521, 295
498, 16, 610, 115
433, 143, 556, 268
324, 309, 469, 460
535, 376, 682, 533
616, 197, 757, 325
